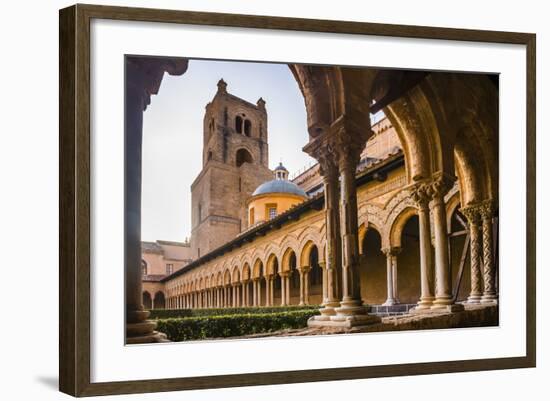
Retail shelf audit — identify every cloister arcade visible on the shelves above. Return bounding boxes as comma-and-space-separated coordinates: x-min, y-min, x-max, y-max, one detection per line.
126, 56, 498, 342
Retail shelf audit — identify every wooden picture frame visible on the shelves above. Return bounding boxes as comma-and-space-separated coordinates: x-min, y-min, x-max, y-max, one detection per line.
59, 3, 536, 397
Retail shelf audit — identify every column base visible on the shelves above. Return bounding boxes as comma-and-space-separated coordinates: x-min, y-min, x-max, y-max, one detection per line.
308, 313, 380, 329
431, 296, 464, 311
414, 296, 435, 310
410, 303, 464, 314
382, 298, 399, 306
335, 298, 367, 316
481, 294, 498, 304
126, 309, 170, 344
316, 301, 340, 320
467, 294, 483, 304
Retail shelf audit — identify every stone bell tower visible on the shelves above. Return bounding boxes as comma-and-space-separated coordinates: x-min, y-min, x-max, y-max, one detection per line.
190, 79, 274, 259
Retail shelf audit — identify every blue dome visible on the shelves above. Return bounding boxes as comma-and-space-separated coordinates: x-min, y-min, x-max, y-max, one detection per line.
252, 179, 307, 198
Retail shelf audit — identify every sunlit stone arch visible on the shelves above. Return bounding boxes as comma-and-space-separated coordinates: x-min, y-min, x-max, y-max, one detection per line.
266, 253, 279, 275
216, 271, 223, 287
223, 269, 231, 286
389, 206, 419, 248
299, 239, 320, 269
242, 263, 251, 281
252, 258, 264, 279
280, 247, 298, 273
231, 265, 240, 283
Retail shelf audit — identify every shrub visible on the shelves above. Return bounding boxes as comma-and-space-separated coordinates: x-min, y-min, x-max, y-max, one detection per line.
149, 305, 319, 320
156, 309, 320, 341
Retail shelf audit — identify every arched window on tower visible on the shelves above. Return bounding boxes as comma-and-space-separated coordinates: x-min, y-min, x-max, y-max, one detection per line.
244, 119, 252, 137
235, 116, 243, 134
141, 260, 147, 277
236, 148, 253, 167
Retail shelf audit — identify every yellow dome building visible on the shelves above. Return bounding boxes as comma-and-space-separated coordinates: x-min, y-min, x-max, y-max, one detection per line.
247, 163, 308, 227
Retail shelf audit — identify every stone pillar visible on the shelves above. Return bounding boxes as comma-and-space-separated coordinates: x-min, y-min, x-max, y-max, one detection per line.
280, 273, 289, 306
241, 282, 247, 307
480, 200, 498, 303
463, 204, 483, 303
299, 266, 310, 306
317, 159, 341, 317
304, 116, 380, 327
411, 184, 435, 309
335, 139, 367, 317
269, 276, 275, 306
381, 247, 400, 306
319, 261, 328, 307
429, 175, 463, 311
392, 250, 400, 304
124, 57, 188, 344
252, 279, 257, 306
303, 268, 310, 305
257, 279, 262, 306
285, 273, 291, 305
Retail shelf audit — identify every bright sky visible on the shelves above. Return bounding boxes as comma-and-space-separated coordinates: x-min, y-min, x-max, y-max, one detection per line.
141, 59, 315, 242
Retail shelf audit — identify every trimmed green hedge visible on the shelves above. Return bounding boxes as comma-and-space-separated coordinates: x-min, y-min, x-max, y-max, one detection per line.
156, 309, 320, 341
149, 305, 319, 320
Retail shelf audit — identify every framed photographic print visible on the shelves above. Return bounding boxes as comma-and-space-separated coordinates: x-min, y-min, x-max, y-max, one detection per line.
59, 4, 536, 397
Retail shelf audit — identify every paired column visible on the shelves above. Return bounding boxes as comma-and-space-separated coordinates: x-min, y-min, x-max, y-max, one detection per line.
299, 266, 311, 306
463, 204, 484, 303
381, 247, 401, 306
411, 184, 435, 309
303, 116, 377, 326
428, 174, 463, 310
252, 279, 258, 306
317, 158, 341, 317
265, 275, 274, 306
480, 200, 498, 303
279, 273, 289, 306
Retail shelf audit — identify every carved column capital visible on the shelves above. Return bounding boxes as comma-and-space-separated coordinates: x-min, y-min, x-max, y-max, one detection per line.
303, 115, 370, 174
479, 199, 496, 220
381, 246, 402, 257
461, 204, 482, 226
410, 183, 432, 209
299, 265, 311, 273
426, 172, 456, 201
126, 56, 188, 111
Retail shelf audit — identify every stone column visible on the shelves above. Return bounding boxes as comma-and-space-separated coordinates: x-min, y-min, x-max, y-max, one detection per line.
319, 261, 328, 307
381, 247, 400, 306
252, 279, 257, 306
411, 184, 435, 309
257, 279, 263, 306
316, 159, 341, 317
480, 200, 498, 303
299, 266, 310, 306
124, 57, 188, 344
429, 175, 463, 311
392, 249, 400, 304
303, 267, 311, 305
269, 276, 275, 306
335, 139, 367, 317
241, 282, 247, 307
285, 273, 291, 305
280, 273, 289, 306
463, 204, 483, 303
